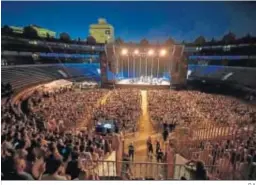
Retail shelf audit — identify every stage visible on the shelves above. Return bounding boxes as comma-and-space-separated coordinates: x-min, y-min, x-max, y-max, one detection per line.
111, 77, 170, 89
116, 77, 170, 86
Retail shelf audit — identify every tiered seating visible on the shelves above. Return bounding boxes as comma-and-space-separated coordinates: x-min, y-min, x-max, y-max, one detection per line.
1, 63, 101, 91
2, 66, 58, 90
188, 65, 256, 88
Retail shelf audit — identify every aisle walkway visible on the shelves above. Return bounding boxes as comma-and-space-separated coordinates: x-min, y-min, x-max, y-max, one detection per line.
125, 90, 158, 158
124, 90, 165, 179
100, 91, 112, 105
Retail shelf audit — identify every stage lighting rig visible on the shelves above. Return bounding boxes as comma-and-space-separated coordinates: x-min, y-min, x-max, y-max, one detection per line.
159, 49, 167, 57
134, 49, 139, 55
121, 48, 128, 56
147, 49, 155, 56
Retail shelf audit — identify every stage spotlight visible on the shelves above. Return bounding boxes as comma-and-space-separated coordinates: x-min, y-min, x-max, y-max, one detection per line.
148, 49, 154, 56
160, 49, 167, 57
121, 48, 128, 56
134, 49, 139, 55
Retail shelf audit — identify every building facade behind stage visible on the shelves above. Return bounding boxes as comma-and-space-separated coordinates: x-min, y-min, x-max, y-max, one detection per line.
89, 18, 115, 44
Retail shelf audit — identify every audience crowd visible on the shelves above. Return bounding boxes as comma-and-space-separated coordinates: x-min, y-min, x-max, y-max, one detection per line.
149, 90, 256, 129
2, 85, 256, 180
92, 89, 141, 133
29, 87, 108, 131
1, 87, 113, 180
148, 90, 256, 180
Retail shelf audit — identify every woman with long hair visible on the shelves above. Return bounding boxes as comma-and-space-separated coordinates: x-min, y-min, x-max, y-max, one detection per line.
185, 160, 208, 180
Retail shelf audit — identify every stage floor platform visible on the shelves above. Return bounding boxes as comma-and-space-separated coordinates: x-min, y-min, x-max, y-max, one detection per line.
116, 78, 170, 85
115, 84, 170, 89
108, 78, 170, 89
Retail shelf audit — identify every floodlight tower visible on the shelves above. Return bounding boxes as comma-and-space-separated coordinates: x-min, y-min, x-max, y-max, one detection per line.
133, 49, 139, 78
148, 49, 155, 78
121, 48, 128, 78
158, 49, 167, 78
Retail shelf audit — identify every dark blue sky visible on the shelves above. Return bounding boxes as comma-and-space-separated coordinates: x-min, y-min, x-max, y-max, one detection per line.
2, 1, 256, 42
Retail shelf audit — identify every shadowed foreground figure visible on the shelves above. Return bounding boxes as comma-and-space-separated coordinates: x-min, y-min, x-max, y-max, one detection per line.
184, 160, 208, 180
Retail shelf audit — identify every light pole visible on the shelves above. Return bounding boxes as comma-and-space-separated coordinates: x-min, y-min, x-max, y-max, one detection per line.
147, 49, 154, 80
121, 48, 128, 79
116, 55, 119, 78
133, 49, 139, 79
151, 56, 154, 77
139, 56, 142, 78
148, 49, 154, 76
133, 56, 135, 79
159, 49, 167, 79
121, 59, 124, 78
145, 57, 148, 77
157, 57, 160, 79
127, 56, 130, 79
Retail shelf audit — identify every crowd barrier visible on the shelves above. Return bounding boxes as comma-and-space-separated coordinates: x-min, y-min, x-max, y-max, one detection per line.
170, 124, 256, 180
81, 159, 222, 180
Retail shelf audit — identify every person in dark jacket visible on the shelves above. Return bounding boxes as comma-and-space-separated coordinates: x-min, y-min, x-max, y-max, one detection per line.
156, 148, 164, 163
66, 152, 82, 180
185, 160, 208, 180
128, 143, 135, 161
162, 129, 169, 142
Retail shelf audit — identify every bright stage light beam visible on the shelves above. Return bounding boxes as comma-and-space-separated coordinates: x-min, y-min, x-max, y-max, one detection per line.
160, 49, 167, 57
134, 49, 139, 55
121, 48, 128, 56
148, 49, 154, 56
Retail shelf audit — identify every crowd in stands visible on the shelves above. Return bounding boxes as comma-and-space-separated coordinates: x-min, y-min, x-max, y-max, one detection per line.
148, 90, 256, 180
1, 87, 114, 180
92, 89, 141, 133
191, 133, 256, 180
2, 83, 256, 180
29, 87, 108, 131
148, 90, 256, 129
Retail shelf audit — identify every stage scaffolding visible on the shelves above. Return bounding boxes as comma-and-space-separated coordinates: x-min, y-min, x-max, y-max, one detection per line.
104, 44, 187, 87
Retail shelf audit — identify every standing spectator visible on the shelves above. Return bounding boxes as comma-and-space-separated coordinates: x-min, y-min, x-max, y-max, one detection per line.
163, 128, 169, 142
4, 157, 34, 180
41, 158, 67, 180
128, 142, 135, 161
66, 152, 82, 180
239, 155, 256, 180
156, 148, 164, 163
185, 160, 208, 180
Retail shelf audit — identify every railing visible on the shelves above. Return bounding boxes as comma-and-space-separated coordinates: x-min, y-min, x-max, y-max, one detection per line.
81, 160, 222, 180
81, 160, 168, 180
192, 125, 255, 141
174, 124, 255, 157
170, 124, 256, 180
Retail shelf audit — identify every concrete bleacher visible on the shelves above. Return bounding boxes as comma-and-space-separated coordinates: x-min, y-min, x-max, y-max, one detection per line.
2, 62, 255, 93
1, 63, 101, 91
188, 65, 256, 89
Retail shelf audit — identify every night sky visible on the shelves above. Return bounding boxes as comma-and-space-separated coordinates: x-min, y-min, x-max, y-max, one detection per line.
2, 1, 256, 42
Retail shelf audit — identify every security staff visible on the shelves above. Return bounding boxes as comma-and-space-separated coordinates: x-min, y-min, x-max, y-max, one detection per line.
128, 142, 135, 161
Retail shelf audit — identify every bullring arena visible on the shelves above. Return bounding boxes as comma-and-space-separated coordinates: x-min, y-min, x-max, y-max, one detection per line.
2, 76, 256, 180
2, 20, 256, 180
